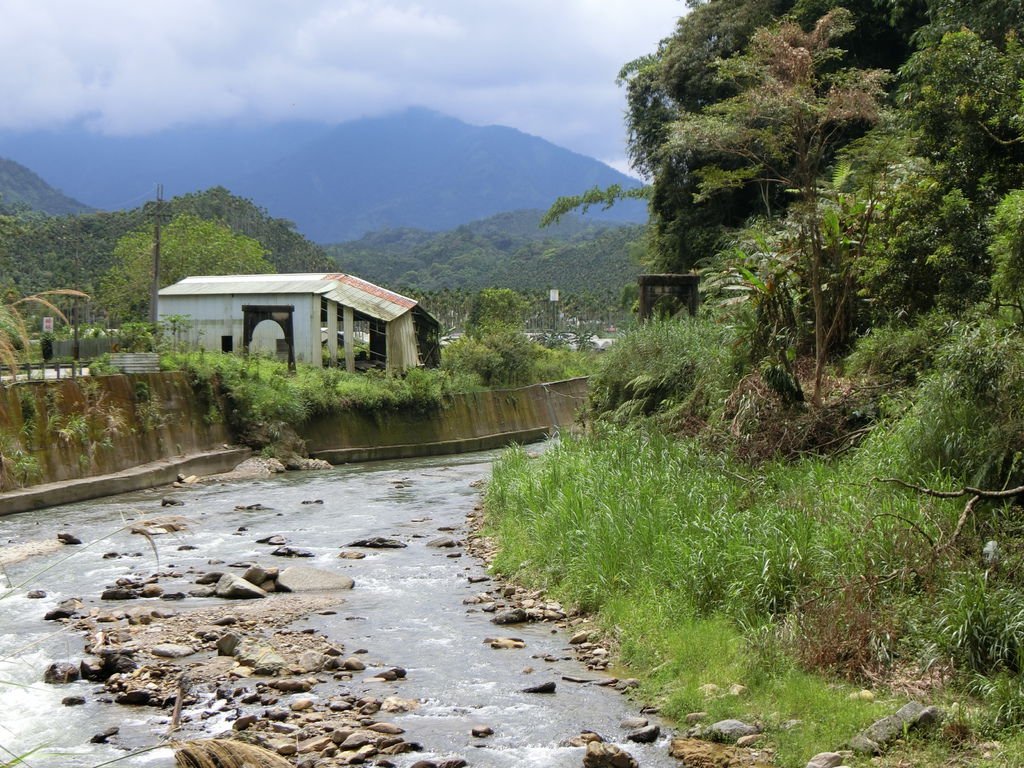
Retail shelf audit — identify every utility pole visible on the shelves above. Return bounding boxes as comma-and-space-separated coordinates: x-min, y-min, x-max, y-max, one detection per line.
149, 184, 164, 325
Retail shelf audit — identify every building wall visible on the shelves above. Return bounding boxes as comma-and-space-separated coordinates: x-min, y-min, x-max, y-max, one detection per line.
159, 293, 326, 365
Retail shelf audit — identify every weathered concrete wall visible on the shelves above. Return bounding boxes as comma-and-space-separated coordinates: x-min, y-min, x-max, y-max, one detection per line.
301, 377, 588, 463
0, 374, 588, 514
0, 373, 232, 493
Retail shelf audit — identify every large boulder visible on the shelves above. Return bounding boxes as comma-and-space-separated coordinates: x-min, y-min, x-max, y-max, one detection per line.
850, 701, 943, 755
276, 566, 354, 592
214, 574, 267, 599
583, 741, 639, 768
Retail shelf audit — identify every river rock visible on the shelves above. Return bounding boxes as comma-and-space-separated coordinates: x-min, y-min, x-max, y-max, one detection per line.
348, 536, 407, 548
707, 719, 761, 743
57, 532, 82, 545
150, 643, 195, 659
487, 637, 526, 649
583, 741, 639, 768
341, 656, 366, 671
276, 565, 355, 592
214, 573, 267, 599
100, 588, 137, 601
44, 661, 81, 684
427, 536, 458, 548
806, 753, 846, 768
235, 640, 287, 675
44, 598, 81, 620
62, 695, 86, 706
492, 608, 529, 625
195, 571, 224, 585
850, 701, 943, 755
669, 739, 743, 764
338, 550, 366, 559
256, 534, 288, 545
27, 589, 47, 599
471, 725, 494, 737
90, 727, 119, 744
271, 545, 314, 558
242, 564, 276, 586
522, 681, 556, 694
139, 584, 163, 598
626, 724, 660, 743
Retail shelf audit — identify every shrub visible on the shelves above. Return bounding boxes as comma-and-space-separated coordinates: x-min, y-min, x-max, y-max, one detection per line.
587, 316, 743, 425
442, 330, 537, 387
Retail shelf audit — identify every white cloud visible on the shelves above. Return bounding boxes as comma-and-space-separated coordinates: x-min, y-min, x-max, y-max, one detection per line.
0, 0, 683, 169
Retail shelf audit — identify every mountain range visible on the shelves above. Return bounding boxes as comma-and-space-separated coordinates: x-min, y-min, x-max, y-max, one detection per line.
0, 108, 646, 243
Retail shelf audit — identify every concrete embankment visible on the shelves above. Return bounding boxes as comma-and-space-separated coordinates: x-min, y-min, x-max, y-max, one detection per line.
301, 377, 588, 463
0, 374, 587, 515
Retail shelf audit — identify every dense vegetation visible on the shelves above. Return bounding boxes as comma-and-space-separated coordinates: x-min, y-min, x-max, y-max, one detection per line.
0, 158, 90, 216
484, 2, 1024, 765
328, 209, 644, 302
0, 186, 332, 310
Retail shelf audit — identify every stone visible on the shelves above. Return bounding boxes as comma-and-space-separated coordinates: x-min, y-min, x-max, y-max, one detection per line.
214, 573, 267, 599
471, 725, 493, 738
583, 741, 639, 768
242, 564, 273, 586
271, 546, 315, 558
195, 571, 224, 585
57, 533, 82, 545
298, 650, 327, 672
521, 681, 556, 694
427, 537, 458, 548
26, 590, 47, 599
338, 550, 367, 559
669, 739, 741, 765
276, 565, 355, 592
161, 497, 185, 506
100, 588, 137, 601
116, 690, 152, 705
256, 535, 288, 545
492, 608, 529, 625
698, 682, 722, 697
291, 698, 315, 712
139, 583, 163, 598
569, 630, 591, 645
806, 753, 845, 768
626, 724, 660, 743
44, 662, 80, 684
348, 537, 407, 549
151, 643, 195, 659
90, 727, 119, 744
232, 714, 258, 731
341, 656, 366, 671
707, 719, 761, 743
620, 717, 648, 729
736, 734, 763, 747
850, 701, 942, 755
235, 640, 287, 675
486, 637, 526, 649
728, 683, 748, 696
44, 599, 81, 620
216, 633, 240, 656
848, 689, 874, 702
62, 695, 86, 706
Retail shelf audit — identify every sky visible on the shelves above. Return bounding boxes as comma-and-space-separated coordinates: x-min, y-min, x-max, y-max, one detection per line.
0, 1, 684, 175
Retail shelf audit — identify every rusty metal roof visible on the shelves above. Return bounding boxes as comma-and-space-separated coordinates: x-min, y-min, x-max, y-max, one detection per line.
159, 273, 419, 322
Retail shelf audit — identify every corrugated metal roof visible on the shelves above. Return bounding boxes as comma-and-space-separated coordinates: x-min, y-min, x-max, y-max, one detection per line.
159, 273, 418, 322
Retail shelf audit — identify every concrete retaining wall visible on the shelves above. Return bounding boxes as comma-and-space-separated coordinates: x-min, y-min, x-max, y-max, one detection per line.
300, 378, 588, 464
0, 374, 588, 515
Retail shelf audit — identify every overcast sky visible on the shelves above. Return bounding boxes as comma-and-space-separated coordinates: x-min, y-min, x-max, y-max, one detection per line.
0, 1, 684, 175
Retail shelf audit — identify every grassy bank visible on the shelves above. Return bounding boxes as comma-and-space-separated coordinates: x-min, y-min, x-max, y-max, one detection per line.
483, 316, 1024, 767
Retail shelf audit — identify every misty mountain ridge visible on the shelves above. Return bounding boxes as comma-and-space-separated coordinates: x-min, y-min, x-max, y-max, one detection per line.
0, 157, 92, 216
0, 108, 646, 242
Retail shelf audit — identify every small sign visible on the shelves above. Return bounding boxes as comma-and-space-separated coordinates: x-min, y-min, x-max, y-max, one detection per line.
42, 316, 54, 332
549, 289, 559, 302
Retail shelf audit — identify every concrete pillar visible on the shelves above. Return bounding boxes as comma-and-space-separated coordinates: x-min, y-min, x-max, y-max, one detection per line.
327, 300, 339, 366
344, 306, 355, 373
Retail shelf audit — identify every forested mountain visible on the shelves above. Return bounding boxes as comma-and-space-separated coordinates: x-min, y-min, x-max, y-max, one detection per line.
0, 157, 91, 216
0, 187, 331, 298
0, 109, 646, 243
327, 210, 644, 299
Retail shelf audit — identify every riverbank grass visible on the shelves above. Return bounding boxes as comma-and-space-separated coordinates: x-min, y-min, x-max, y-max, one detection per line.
483, 429, 1024, 766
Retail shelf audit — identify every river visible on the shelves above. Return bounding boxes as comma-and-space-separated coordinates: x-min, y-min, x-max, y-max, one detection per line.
0, 450, 677, 767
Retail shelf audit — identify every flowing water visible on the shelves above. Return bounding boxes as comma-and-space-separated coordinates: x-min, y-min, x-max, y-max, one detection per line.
0, 451, 677, 767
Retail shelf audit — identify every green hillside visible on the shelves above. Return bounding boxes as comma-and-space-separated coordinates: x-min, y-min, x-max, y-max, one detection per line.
0, 157, 91, 216
327, 210, 645, 300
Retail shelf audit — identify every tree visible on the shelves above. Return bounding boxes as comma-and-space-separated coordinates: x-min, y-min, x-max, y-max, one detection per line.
989, 189, 1024, 319
466, 288, 530, 338
98, 213, 274, 322
671, 9, 887, 403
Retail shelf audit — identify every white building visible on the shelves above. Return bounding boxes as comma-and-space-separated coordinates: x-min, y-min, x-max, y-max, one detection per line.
158, 273, 440, 372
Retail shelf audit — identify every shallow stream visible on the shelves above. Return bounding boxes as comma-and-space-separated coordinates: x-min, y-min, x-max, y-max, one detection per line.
0, 451, 677, 767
